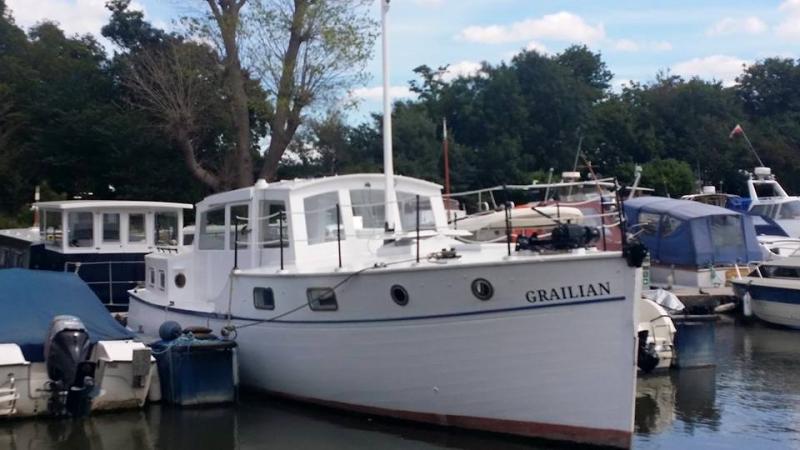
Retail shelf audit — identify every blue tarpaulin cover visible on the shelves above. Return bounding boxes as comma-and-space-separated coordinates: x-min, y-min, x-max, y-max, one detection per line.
0, 269, 134, 362
624, 197, 762, 266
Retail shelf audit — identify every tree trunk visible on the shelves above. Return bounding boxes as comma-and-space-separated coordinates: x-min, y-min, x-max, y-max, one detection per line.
207, 0, 253, 188
175, 127, 222, 191
258, 0, 308, 181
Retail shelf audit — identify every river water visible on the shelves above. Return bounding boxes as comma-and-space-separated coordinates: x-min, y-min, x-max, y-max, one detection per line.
1, 319, 798, 449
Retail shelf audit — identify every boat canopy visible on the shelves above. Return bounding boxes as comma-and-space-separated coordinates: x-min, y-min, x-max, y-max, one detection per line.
0, 269, 134, 362
624, 197, 762, 266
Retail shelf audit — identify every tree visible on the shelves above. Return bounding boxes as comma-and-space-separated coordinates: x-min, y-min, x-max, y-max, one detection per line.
242, 0, 377, 181
641, 159, 695, 197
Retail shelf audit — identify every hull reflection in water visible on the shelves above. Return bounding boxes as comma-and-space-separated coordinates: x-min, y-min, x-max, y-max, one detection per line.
0, 398, 562, 450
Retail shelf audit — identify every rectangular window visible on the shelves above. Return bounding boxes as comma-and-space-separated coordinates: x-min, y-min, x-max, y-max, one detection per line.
259, 201, 289, 248
199, 207, 226, 250
158, 270, 166, 290
304, 192, 343, 245
67, 212, 94, 248
154, 212, 179, 247
44, 211, 62, 247
639, 212, 660, 236
229, 204, 249, 249
350, 189, 385, 229
129, 214, 146, 243
149, 268, 155, 287
397, 192, 436, 231
103, 213, 121, 243
307, 288, 338, 311
253, 287, 275, 310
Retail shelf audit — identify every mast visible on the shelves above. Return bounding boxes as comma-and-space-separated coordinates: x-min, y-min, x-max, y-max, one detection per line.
381, 0, 399, 231
443, 117, 450, 220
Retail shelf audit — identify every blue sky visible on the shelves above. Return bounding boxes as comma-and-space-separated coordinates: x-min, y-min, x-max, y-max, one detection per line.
6, 0, 799, 122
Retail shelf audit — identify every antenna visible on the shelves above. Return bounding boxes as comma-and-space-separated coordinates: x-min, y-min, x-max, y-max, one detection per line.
381, 0, 399, 231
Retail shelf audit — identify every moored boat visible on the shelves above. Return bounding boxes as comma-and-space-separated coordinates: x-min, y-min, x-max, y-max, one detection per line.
732, 257, 800, 328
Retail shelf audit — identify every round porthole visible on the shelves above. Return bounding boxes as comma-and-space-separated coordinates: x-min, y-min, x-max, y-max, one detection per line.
471, 278, 493, 301
390, 285, 409, 306
174, 273, 186, 288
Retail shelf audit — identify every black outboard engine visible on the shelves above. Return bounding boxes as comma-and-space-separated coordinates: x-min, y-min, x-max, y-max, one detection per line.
516, 224, 600, 251
637, 330, 660, 374
44, 315, 96, 417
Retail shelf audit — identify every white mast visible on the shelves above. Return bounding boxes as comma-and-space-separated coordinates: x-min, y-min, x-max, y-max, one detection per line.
381, 0, 399, 231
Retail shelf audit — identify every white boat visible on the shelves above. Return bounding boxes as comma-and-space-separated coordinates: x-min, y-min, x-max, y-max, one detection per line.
0, 269, 155, 418
637, 297, 677, 371
454, 204, 583, 242
740, 167, 800, 237
732, 257, 800, 328
0, 200, 192, 310
125, 173, 644, 448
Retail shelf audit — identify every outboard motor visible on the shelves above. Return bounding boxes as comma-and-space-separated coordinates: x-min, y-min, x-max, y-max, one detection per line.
637, 330, 660, 374
516, 224, 600, 252
44, 315, 96, 417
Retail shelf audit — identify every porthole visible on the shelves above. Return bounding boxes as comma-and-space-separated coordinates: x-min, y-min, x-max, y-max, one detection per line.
390, 285, 409, 306
253, 287, 275, 310
174, 273, 186, 288
471, 278, 494, 301
307, 288, 338, 311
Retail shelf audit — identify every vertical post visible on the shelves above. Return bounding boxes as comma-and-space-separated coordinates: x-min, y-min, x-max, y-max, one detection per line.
504, 195, 512, 257
615, 179, 628, 248
416, 195, 420, 263
600, 196, 607, 250
278, 211, 285, 271
443, 118, 450, 223
233, 216, 239, 270
336, 203, 342, 269
108, 262, 113, 305
381, 0, 398, 232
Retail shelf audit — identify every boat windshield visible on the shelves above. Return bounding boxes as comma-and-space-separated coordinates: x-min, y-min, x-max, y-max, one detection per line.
759, 265, 800, 279
778, 200, 800, 220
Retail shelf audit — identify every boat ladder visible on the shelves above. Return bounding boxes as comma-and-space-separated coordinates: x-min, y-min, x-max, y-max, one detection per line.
0, 375, 19, 416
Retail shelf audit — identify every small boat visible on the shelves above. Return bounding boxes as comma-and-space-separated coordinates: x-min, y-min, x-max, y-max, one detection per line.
727, 167, 800, 238
454, 204, 583, 242
637, 297, 677, 372
0, 200, 192, 310
624, 197, 762, 288
731, 257, 800, 328
0, 269, 155, 418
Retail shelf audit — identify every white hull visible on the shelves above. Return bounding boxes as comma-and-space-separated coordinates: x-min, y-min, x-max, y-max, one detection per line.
129, 253, 640, 448
733, 277, 800, 328
752, 300, 800, 328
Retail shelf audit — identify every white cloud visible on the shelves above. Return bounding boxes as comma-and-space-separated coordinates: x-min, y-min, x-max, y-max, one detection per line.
524, 40, 549, 53
672, 55, 748, 87
440, 60, 484, 82
613, 39, 672, 52
6, 0, 111, 36
350, 86, 415, 101
777, 0, 800, 40
707, 17, 767, 36
457, 11, 605, 44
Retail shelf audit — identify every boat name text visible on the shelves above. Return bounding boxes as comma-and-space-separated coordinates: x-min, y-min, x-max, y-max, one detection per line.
525, 282, 612, 303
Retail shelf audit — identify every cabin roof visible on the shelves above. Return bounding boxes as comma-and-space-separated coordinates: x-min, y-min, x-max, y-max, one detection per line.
35, 200, 193, 211
624, 196, 739, 220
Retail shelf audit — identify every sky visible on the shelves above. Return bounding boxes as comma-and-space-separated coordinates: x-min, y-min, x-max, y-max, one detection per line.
5, 0, 800, 122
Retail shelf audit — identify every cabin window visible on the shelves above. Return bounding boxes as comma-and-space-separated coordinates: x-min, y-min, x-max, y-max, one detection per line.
751, 204, 777, 219
639, 212, 660, 236
129, 214, 146, 243
259, 201, 288, 248
253, 287, 275, 310
350, 188, 385, 229
44, 211, 62, 247
148, 268, 155, 287
307, 288, 338, 311
397, 192, 436, 231
660, 216, 683, 237
778, 200, 800, 220
102, 213, 121, 243
304, 192, 343, 245
158, 270, 166, 290
199, 207, 226, 250
155, 212, 179, 247
710, 215, 745, 256
229, 204, 250, 249
67, 212, 94, 248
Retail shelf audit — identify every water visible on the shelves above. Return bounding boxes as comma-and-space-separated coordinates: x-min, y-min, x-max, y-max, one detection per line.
1, 319, 799, 449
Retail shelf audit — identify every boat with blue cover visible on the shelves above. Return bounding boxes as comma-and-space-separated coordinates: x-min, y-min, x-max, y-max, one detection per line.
0, 200, 192, 311
624, 196, 762, 288
0, 268, 156, 417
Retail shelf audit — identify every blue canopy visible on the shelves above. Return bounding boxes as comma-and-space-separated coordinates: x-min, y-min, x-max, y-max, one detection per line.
0, 269, 134, 362
624, 197, 762, 266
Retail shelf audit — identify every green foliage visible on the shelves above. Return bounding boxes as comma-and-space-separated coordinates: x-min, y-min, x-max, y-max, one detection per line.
640, 159, 696, 197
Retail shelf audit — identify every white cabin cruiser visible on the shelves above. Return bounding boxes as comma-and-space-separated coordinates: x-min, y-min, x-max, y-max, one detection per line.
741, 167, 800, 238
732, 257, 800, 328
0, 200, 192, 310
126, 173, 644, 448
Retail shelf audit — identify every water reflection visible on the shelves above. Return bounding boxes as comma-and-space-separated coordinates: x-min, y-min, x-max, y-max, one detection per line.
2, 321, 800, 450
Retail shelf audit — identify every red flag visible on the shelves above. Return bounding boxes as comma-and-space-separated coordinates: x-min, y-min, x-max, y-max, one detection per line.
729, 124, 744, 139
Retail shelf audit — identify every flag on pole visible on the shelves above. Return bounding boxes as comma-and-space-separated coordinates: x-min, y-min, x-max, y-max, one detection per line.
729, 124, 744, 139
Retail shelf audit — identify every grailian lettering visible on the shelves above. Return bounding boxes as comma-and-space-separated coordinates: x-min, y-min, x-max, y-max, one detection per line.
525, 281, 612, 304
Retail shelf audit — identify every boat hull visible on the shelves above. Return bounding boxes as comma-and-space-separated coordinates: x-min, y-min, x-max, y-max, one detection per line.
733, 280, 800, 328
128, 254, 640, 448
